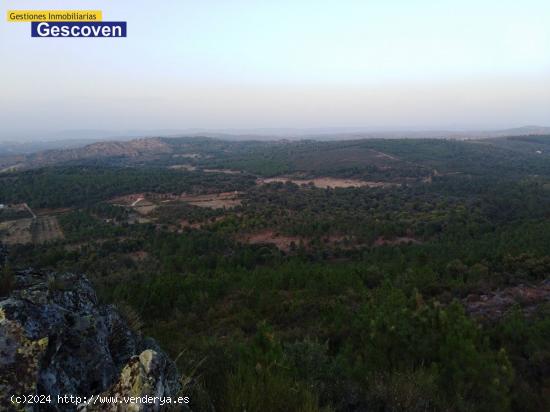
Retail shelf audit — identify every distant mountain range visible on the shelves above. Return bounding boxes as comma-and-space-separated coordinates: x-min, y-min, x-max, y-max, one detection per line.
2, 126, 550, 147
0, 126, 549, 172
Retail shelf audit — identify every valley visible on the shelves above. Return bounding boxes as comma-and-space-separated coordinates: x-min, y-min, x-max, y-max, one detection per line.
1, 135, 550, 411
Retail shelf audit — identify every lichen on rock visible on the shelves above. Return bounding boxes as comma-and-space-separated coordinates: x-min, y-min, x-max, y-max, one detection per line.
0, 266, 184, 411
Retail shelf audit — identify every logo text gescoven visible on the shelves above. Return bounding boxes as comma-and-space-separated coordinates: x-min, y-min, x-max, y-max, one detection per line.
31, 22, 126, 37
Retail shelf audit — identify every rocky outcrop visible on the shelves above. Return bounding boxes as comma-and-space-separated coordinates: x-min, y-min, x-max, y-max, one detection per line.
81, 349, 186, 412
0, 268, 185, 411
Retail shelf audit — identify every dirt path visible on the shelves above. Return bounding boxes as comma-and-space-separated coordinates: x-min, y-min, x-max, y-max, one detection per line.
370, 150, 400, 161
131, 197, 145, 207
23, 203, 36, 219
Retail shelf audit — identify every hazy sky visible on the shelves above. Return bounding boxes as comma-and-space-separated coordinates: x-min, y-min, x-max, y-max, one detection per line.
1, 0, 549, 139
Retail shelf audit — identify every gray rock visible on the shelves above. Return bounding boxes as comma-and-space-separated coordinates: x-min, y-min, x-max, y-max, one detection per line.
0, 269, 184, 411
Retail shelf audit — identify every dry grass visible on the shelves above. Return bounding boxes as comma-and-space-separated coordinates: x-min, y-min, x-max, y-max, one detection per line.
0, 218, 33, 244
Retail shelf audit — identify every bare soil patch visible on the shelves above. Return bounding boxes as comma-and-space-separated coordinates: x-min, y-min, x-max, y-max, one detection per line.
169, 164, 197, 171
32, 216, 64, 244
0, 207, 64, 244
203, 168, 242, 175
0, 218, 33, 244
173, 153, 201, 159
371, 150, 400, 161
109, 193, 147, 206
257, 177, 399, 189
464, 280, 550, 320
179, 220, 202, 229
129, 251, 149, 262
239, 230, 303, 252
180, 192, 242, 209
133, 200, 157, 216
239, 231, 368, 252
374, 236, 421, 246
0, 203, 34, 222
109, 194, 158, 215
111, 192, 243, 210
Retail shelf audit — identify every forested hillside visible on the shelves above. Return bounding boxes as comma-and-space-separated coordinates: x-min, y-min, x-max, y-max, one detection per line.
1, 136, 549, 411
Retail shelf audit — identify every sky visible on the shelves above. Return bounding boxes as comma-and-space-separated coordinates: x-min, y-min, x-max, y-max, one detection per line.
0, 0, 549, 140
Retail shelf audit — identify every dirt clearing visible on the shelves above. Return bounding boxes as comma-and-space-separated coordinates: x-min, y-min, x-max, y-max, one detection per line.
374, 236, 421, 246
180, 192, 242, 209
203, 169, 243, 175
0, 218, 33, 244
168, 164, 197, 171
238, 230, 303, 252
133, 199, 158, 215
110, 194, 158, 215
32, 216, 64, 244
257, 177, 399, 189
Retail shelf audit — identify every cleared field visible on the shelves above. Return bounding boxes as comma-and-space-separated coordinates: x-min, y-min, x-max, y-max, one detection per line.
239, 231, 363, 252
0, 204, 33, 222
0, 218, 33, 244
374, 236, 421, 246
172, 153, 201, 159
110, 194, 159, 215
257, 177, 399, 189
203, 168, 242, 174
132, 198, 158, 215
32, 216, 64, 244
0, 205, 64, 245
110, 191, 243, 214
110, 193, 147, 206
180, 192, 242, 209
238, 230, 302, 252
168, 164, 197, 171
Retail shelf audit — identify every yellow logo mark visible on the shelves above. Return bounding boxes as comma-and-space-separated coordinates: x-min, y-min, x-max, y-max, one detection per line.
7, 10, 103, 22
